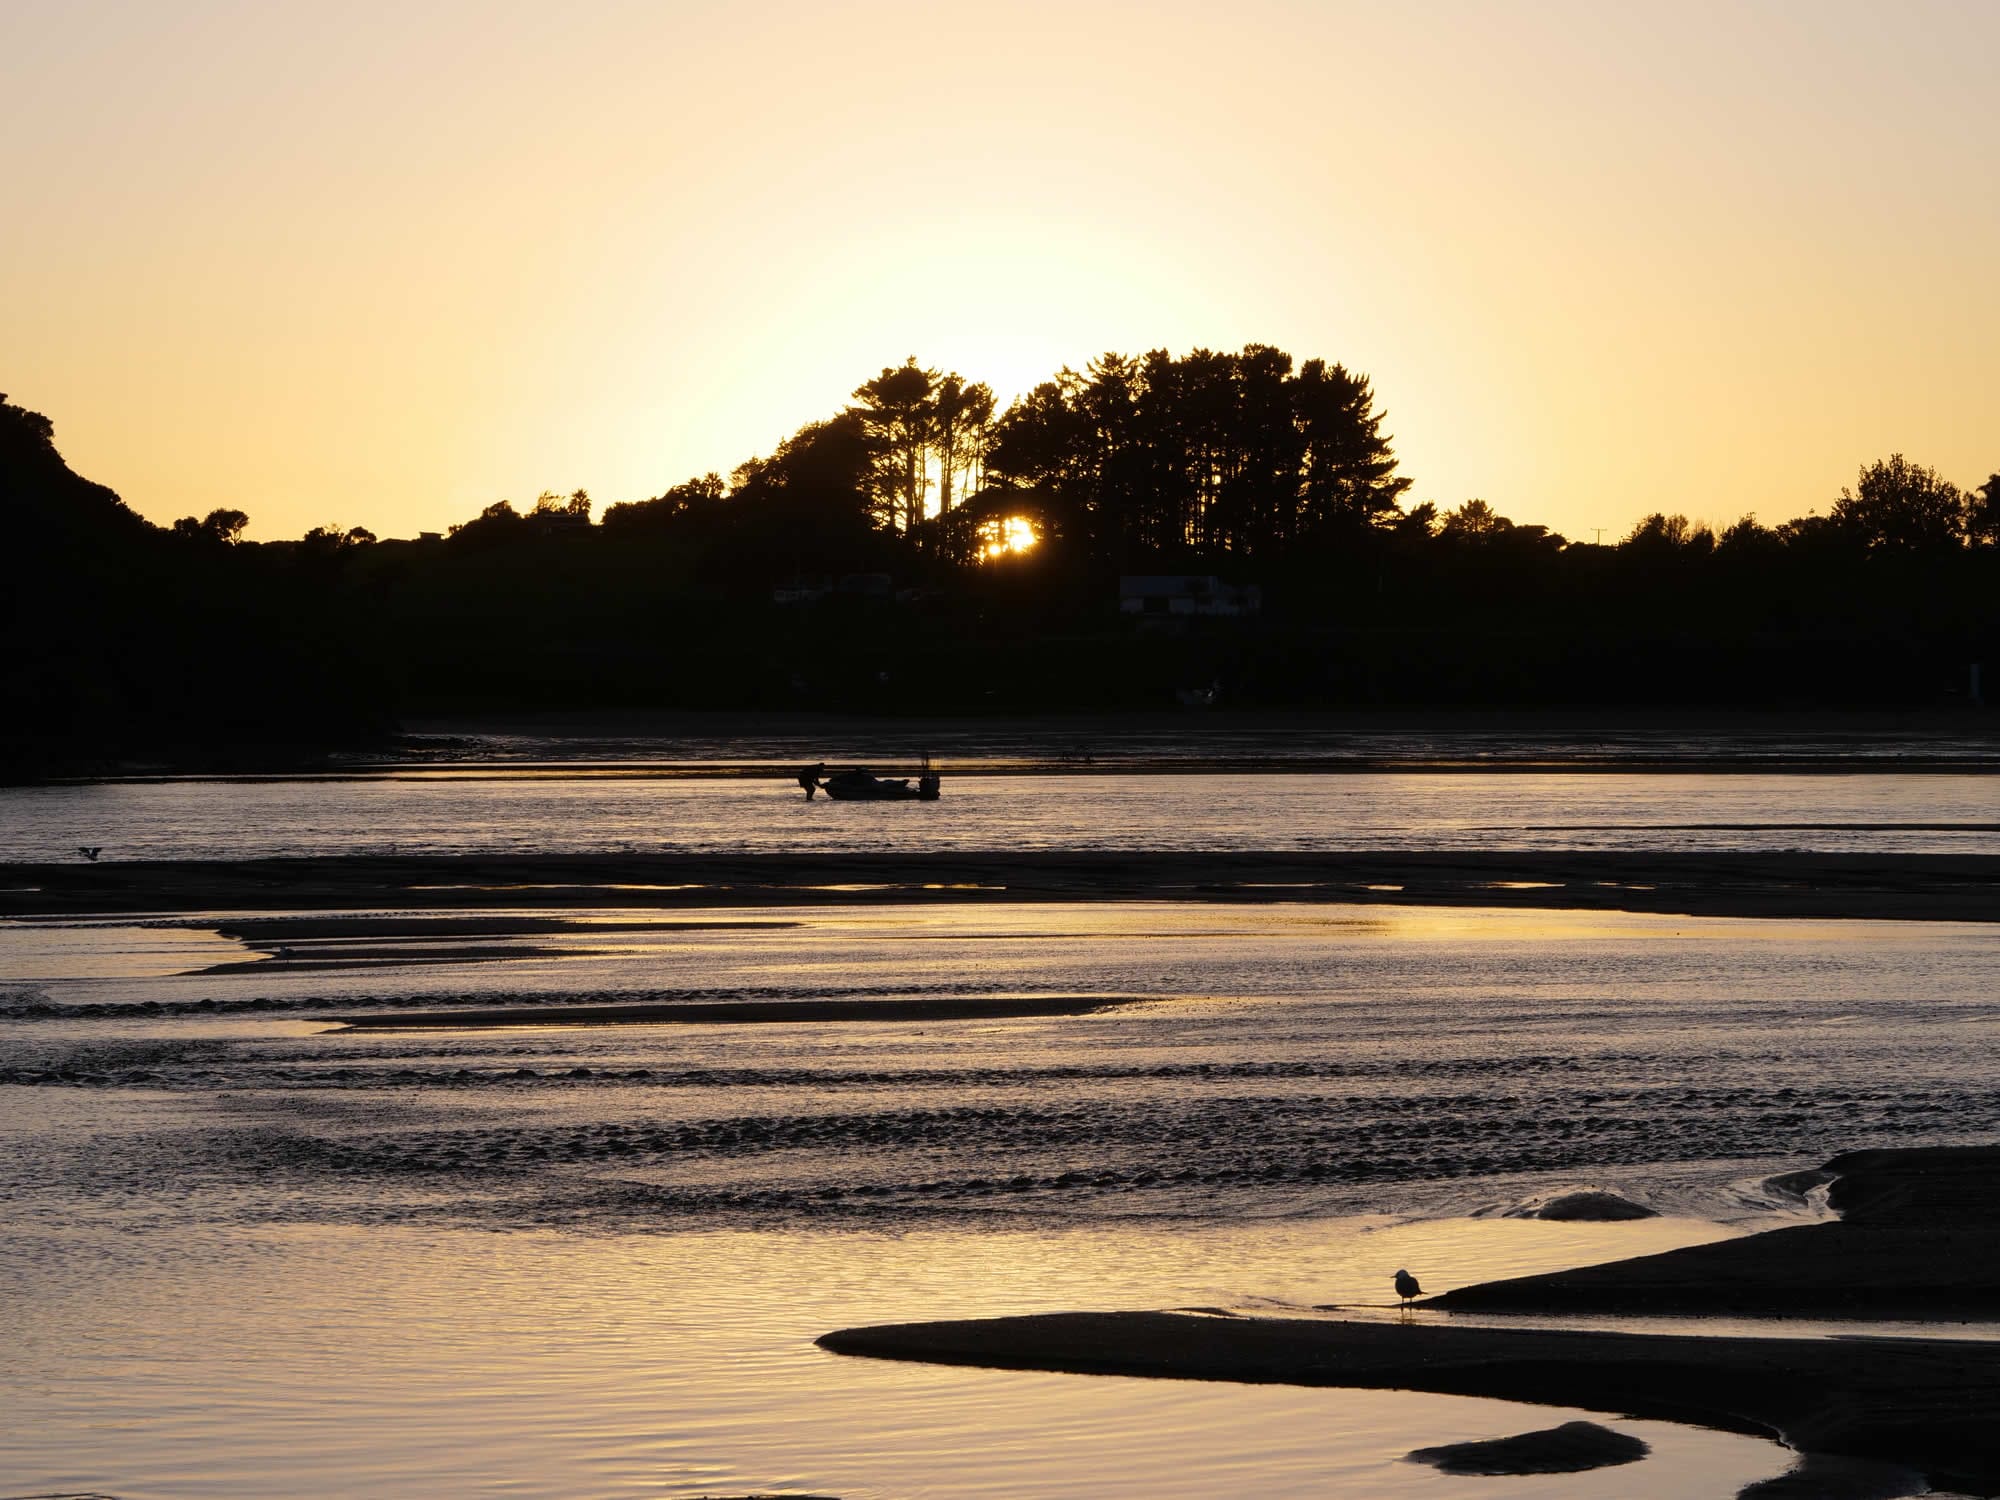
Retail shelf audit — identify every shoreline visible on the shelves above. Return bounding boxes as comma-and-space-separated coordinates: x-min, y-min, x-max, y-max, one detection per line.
36, 756, 2000, 781
817, 1146, 2000, 1495
16, 707, 1996, 785
5, 849, 1996, 921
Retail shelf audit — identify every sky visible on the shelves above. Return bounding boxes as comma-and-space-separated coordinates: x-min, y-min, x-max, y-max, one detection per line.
4, 0, 1996, 542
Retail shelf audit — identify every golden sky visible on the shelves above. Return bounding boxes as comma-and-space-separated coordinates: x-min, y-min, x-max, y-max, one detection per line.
5, 0, 1995, 541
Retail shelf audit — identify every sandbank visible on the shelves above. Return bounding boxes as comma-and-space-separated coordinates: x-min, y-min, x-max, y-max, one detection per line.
4, 849, 1996, 921
1405, 1418, 1649, 1474
1432, 1145, 2000, 1319
331, 993, 1153, 1030
817, 1145, 2000, 1495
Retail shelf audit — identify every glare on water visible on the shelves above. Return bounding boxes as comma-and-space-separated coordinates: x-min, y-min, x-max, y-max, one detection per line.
3, 764, 1997, 1498
1, 1216, 1795, 1500
1, 768, 1995, 861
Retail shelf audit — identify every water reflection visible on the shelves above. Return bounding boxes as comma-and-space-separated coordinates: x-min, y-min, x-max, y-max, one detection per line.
3, 770, 1996, 861
0, 1219, 1795, 1500
5, 898, 1994, 1498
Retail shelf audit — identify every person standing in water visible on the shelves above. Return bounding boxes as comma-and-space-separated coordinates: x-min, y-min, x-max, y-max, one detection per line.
797, 763, 825, 799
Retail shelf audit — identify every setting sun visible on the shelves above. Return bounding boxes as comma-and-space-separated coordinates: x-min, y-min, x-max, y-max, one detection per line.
981, 515, 1039, 560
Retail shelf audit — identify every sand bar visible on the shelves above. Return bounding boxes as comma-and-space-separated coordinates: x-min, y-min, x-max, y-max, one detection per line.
331, 993, 1154, 1030
1433, 1146, 2000, 1320
4, 849, 1996, 921
818, 1146, 2000, 1494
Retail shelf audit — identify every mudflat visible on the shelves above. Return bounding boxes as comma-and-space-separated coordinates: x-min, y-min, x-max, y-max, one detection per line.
818, 1146, 2000, 1495
4, 849, 1997, 921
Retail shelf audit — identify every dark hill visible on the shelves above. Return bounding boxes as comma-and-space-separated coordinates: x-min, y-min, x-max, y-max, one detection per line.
1, 395, 388, 778
1, 396, 153, 557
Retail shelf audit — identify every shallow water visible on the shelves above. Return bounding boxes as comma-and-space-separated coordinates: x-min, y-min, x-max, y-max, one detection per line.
1, 1217, 1796, 1500
4, 896, 1998, 1496
5, 902, 1998, 1235
3, 768, 1997, 862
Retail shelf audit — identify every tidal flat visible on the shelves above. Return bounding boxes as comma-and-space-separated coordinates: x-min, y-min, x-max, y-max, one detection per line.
2, 760, 1997, 1498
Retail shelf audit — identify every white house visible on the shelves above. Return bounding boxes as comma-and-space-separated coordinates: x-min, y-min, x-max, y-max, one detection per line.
1118, 575, 1261, 617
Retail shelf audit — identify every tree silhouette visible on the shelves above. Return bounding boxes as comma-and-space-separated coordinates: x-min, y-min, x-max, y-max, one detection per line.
448, 499, 525, 546
985, 345, 1409, 566
528, 489, 593, 522
600, 473, 726, 533
1832, 454, 1965, 550
1440, 498, 1506, 541
931, 373, 995, 517
171, 507, 250, 544
1969, 473, 1999, 547
15, 362, 2000, 768
1716, 514, 1783, 559
985, 369, 1095, 549
850, 359, 937, 535
1622, 512, 1715, 555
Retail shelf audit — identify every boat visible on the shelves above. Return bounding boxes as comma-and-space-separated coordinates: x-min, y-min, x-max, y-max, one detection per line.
815, 760, 941, 801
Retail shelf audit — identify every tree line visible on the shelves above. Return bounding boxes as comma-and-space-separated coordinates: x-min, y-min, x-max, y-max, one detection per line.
5, 361, 1998, 774
440, 349, 1999, 572
581, 346, 1414, 571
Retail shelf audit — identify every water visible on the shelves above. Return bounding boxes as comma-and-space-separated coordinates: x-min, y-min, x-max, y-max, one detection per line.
4, 1217, 1793, 1500
2, 769, 1997, 861
5, 904, 1998, 1232
4, 762, 1997, 1498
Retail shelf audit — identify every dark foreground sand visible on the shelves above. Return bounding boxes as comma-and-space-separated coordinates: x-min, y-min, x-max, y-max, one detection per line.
1433, 1145, 2000, 1320
818, 1146, 2000, 1495
1407, 1419, 1650, 1475
5, 849, 1997, 921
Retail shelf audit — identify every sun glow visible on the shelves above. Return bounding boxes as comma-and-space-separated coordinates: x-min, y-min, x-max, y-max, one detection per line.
6, 5, 1998, 542
980, 515, 1039, 561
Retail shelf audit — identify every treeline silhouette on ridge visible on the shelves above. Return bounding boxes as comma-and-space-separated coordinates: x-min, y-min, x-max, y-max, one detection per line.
4, 350, 1997, 775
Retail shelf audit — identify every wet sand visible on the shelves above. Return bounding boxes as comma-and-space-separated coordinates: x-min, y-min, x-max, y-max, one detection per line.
331, 993, 1155, 1029
4, 849, 1996, 921
818, 1146, 2000, 1495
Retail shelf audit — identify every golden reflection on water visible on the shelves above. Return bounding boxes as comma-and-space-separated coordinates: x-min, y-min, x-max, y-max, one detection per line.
0, 1216, 1795, 1500
9, 896, 1996, 1496
0, 921, 260, 981
8, 770, 1996, 862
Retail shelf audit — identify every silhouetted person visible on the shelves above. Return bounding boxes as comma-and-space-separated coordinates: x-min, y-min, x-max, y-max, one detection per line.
797, 763, 825, 799
1394, 1268, 1422, 1305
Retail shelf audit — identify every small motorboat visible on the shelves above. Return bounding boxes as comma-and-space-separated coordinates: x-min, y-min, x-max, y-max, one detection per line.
815, 761, 941, 801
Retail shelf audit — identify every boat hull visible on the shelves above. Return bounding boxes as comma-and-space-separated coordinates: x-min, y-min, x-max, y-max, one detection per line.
821, 774, 940, 802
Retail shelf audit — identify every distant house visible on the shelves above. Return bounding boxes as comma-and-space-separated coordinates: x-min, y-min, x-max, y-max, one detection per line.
772, 573, 895, 606
772, 579, 831, 605
1118, 575, 1261, 617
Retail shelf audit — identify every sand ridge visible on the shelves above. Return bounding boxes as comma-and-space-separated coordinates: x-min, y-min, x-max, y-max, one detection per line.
5, 849, 1997, 921
818, 1146, 2000, 1496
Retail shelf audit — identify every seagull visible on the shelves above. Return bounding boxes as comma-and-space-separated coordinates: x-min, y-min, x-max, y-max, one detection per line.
1394, 1268, 1423, 1306
77, 846, 102, 862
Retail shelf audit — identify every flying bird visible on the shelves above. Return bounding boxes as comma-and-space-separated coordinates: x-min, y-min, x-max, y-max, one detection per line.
1394, 1268, 1423, 1305
77, 846, 102, 862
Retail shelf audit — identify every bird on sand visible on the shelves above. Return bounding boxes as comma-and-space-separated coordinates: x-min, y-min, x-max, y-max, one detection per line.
1394, 1268, 1423, 1305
